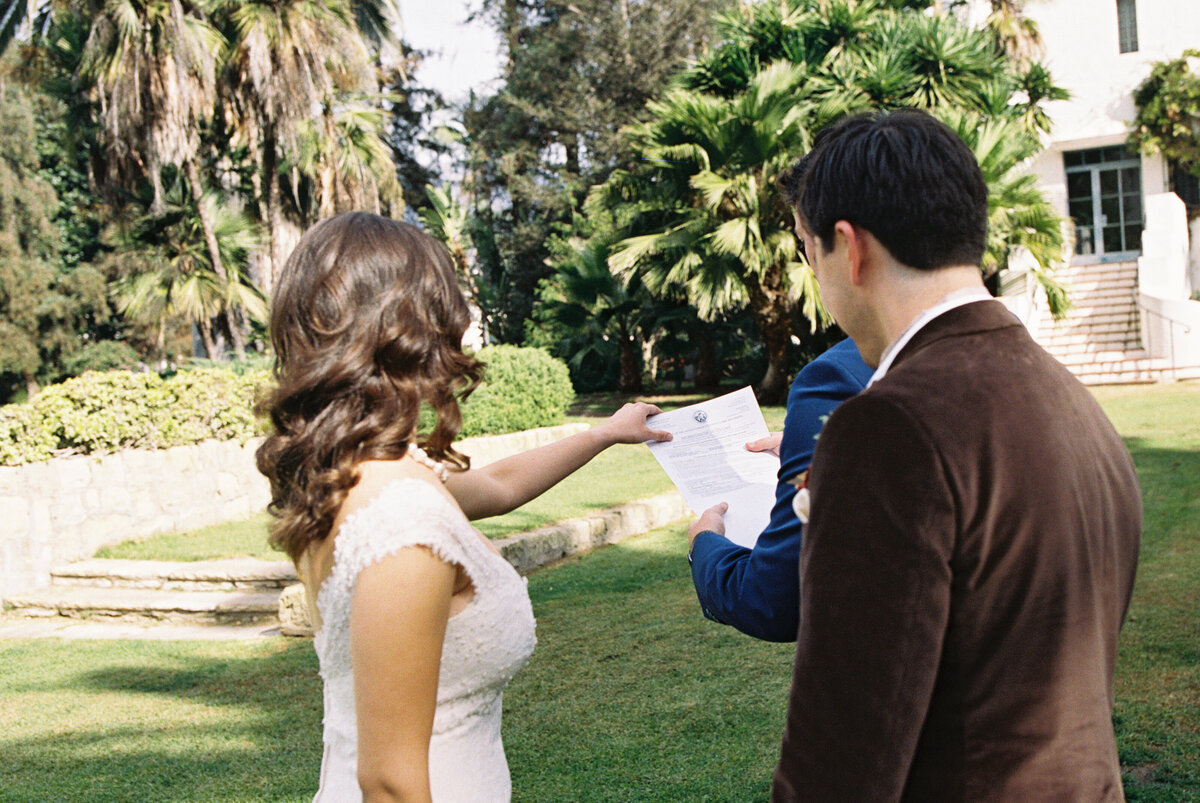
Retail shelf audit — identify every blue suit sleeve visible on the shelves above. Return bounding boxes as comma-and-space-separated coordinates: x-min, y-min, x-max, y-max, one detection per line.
688, 340, 872, 641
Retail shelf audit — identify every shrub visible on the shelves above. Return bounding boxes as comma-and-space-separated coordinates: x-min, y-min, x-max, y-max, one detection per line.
0, 347, 573, 465
459, 346, 574, 438
0, 368, 270, 465
60, 341, 141, 375
0, 402, 57, 464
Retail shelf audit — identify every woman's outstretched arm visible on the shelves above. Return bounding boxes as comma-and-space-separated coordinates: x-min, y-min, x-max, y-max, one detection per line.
444, 402, 672, 521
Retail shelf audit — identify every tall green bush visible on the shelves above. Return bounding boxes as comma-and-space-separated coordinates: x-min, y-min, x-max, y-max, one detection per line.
460, 346, 575, 438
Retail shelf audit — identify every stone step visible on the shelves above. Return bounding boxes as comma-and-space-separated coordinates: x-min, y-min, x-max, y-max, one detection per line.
1056, 260, 1138, 276
1057, 286, 1137, 305
1039, 312, 1141, 331
3, 587, 281, 625
51, 559, 297, 591
1057, 350, 1153, 368
1048, 343, 1145, 360
1040, 330, 1140, 348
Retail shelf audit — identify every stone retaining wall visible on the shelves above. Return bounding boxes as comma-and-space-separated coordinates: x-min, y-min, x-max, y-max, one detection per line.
0, 423, 590, 596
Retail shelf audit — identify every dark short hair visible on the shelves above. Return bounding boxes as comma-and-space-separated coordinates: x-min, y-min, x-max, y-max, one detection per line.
784, 109, 988, 270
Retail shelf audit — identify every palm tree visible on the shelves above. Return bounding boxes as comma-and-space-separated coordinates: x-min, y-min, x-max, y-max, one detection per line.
607, 61, 821, 402
221, 0, 384, 295
945, 110, 1068, 315
419, 184, 489, 339
77, 0, 252, 357
537, 237, 658, 393
112, 185, 264, 361
598, 0, 1067, 401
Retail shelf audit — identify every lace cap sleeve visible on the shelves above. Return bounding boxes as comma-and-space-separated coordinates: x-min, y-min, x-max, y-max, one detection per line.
320, 479, 474, 610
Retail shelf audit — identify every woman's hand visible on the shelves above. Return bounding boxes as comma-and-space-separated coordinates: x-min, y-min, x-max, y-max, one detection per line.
594, 402, 674, 446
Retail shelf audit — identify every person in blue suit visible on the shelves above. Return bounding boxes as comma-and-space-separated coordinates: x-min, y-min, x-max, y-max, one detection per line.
685, 338, 872, 641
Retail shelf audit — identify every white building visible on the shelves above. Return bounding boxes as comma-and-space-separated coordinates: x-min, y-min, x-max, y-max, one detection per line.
995, 0, 1200, 382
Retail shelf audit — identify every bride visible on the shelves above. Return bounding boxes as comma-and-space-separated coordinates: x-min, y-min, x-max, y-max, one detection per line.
256, 212, 669, 802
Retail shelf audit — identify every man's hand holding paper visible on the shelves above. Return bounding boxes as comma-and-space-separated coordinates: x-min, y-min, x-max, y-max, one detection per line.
644, 387, 780, 549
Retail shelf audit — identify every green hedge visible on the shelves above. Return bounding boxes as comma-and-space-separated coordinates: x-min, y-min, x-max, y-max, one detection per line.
460, 345, 575, 438
0, 347, 574, 465
0, 368, 269, 465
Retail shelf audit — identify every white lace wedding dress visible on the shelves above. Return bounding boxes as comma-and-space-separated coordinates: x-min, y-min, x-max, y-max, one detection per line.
310, 478, 537, 802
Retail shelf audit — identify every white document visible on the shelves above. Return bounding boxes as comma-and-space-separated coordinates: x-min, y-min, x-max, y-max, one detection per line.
645, 386, 779, 549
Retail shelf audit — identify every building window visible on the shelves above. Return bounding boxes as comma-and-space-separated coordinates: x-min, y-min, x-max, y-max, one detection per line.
1064, 145, 1143, 260
1117, 0, 1138, 53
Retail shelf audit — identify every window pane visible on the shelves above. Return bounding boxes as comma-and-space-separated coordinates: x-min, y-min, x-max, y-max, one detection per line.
1064, 151, 1083, 168
1100, 169, 1120, 195
1075, 226, 1094, 255
1123, 193, 1142, 223
1101, 195, 1121, 224
1069, 199, 1094, 224
1169, 160, 1200, 209
1121, 166, 1140, 190
1103, 225, 1123, 253
1117, 0, 1138, 53
1125, 225, 1142, 251
1084, 149, 1103, 165
1067, 171, 1092, 199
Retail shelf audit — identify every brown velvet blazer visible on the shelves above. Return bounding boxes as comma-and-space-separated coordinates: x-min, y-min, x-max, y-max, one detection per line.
771, 301, 1141, 802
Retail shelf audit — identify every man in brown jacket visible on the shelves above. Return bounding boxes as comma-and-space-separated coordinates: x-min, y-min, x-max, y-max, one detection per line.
771, 109, 1141, 801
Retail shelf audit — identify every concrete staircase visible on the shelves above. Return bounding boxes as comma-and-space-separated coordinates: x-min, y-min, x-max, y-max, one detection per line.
1033, 260, 1174, 384
2, 558, 296, 628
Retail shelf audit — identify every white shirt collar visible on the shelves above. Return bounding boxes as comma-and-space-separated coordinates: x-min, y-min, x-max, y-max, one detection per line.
867, 287, 995, 388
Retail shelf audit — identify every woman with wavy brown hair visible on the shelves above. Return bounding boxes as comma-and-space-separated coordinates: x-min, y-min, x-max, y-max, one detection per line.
256, 212, 669, 803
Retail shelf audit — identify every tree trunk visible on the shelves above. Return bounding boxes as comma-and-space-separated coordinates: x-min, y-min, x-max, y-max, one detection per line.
693, 326, 719, 390
24, 372, 39, 400
617, 336, 643, 393
185, 159, 245, 360
245, 116, 272, 297
743, 266, 793, 405
197, 320, 220, 361
265, 126, 286, 295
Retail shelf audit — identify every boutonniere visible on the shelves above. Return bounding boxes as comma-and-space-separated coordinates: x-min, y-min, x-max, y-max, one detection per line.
787, 415, 829, 524
788, 470, 810, 523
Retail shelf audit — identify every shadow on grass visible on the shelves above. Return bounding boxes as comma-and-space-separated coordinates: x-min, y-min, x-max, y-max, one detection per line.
0, 640, 322, 802
1113, 439, 1200, 800
507, 527, 792, 803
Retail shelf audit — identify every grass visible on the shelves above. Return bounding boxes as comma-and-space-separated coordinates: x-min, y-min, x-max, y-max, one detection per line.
1091, 383, 1200, 799
2, 384, 1193, 800
97, 397, 786, 562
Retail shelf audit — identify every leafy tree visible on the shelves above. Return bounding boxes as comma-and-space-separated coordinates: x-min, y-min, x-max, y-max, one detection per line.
0, 81, 109, 401
462, 0, 733, 342
599, 0, 1067, 402
1131, 49, 1200, 193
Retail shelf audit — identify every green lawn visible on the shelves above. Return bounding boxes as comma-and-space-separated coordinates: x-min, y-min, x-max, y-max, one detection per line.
1, 384, 1194, 800
97, 401, 786, 562
1092, 383, 1200, 799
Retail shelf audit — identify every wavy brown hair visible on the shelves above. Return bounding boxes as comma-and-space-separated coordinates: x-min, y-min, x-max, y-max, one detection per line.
255, 212, 483, 563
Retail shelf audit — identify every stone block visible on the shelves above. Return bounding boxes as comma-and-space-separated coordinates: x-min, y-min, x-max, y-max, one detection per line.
21, 462, 55, 493
278, 583, 314, 637
0, 466, 24, 496
165, 445, 197, 473
216, 471, 241, 499
1, 496, 31, 536
54, 458, 91, 490
50, 494, 88, 527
